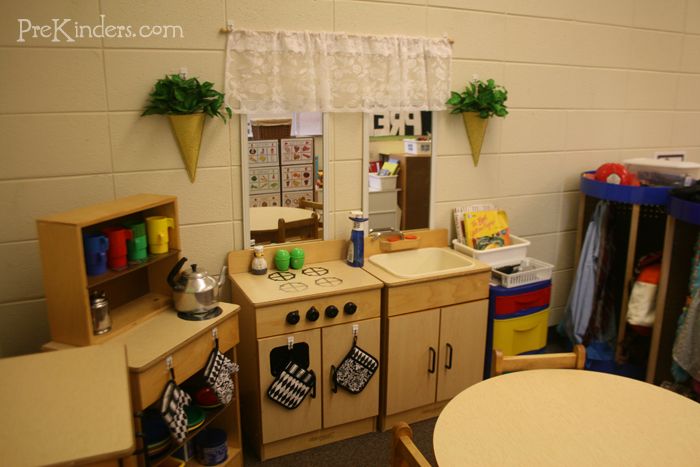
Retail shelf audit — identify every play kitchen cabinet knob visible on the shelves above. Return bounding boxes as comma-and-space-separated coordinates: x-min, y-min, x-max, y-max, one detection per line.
306, 306, 320, 322
344, 302, 357, 315
286, 310, 300, 325
325, 305, 339, 318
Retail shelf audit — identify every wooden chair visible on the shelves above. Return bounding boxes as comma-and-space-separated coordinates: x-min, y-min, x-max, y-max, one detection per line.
276, 212, 319, 243
299, 198, 323, 225
391, 422, 431, 467
491, 344, 586, 376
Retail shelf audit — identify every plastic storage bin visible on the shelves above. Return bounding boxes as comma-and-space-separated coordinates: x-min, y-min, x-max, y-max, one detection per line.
452, 235, 530, 267
491, 258, 554, 288
490, 280, 551, 317
368, 174, 398, 190
493, 308, 549, 356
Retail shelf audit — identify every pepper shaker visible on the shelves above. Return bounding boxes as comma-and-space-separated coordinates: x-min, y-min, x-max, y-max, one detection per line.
90, 290, 112, 335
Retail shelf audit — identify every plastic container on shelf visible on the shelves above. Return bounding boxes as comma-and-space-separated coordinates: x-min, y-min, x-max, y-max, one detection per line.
368, 173, 398, 190
403, 139, 432, 155
623, 158, 700, 180
491, 258, 554, 288
490, 280, 552, 317
452, 235, 530, 267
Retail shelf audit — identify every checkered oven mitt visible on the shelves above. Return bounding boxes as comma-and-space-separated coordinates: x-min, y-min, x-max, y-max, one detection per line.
267, 361, 316, 410
160, 380, 192, 443
204, 348, 239, 405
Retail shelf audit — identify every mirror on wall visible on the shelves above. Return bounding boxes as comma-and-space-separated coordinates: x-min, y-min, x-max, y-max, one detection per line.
241, 113, 330, 247
365, 111, 433, 232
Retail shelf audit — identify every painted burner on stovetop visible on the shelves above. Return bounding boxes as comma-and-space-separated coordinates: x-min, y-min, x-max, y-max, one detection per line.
268, 271, 295, 281
302, 267, 328, 277
315, 277, 343, 287
279, 282, 309, 293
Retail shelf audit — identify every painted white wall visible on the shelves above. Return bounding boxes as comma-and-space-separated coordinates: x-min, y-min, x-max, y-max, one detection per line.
1, 0, 699, 355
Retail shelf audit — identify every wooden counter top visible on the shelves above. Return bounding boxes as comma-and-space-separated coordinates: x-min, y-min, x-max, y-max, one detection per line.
104, 303, 239, 371
0, 345, 134, 466
231, 260, 383, 307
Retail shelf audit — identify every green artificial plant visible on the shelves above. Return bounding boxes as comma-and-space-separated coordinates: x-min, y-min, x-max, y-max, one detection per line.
142, 74, 232, 121
446, 78, 508, 119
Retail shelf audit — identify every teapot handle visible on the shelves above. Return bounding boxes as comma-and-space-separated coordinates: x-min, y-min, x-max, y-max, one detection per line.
167, 256, 188, 289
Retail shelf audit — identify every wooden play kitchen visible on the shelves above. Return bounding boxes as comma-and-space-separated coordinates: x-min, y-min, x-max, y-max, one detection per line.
37, 194, 243, 466
228, 241, 384, 460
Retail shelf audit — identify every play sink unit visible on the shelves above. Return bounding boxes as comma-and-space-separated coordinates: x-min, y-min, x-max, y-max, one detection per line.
362, 229, 491, 431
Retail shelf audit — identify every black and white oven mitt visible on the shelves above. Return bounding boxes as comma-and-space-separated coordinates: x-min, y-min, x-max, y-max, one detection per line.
204, 348, 239, 405
267, 361, 316, 409
160, 380, 192, 443
333, 341, 379, 394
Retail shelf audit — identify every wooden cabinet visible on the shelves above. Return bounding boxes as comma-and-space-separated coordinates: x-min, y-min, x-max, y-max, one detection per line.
383, 300, 488, 424
392, 153, 430, 230
38, 195, 243, 467
36, 194, 181, 346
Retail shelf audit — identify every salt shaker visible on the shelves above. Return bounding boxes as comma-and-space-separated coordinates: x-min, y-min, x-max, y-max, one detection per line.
251, 245, 268, 275
90, 290, 112, 335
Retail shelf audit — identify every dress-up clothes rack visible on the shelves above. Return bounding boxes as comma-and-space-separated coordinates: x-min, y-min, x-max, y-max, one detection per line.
569, 173, 672, 379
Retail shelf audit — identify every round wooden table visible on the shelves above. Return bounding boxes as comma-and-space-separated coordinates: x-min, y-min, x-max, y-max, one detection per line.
250, 206, 313, 231
433, 370, 700, 466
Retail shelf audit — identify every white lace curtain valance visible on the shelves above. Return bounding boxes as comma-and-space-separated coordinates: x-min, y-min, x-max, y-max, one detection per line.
224, 29, 452, 114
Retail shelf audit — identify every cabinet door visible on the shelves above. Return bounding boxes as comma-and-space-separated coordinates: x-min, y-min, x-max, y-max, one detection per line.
386, 309, 440, 415
321, 318, 380, 428
258, 328, 322, 443
436, 300, 488, 402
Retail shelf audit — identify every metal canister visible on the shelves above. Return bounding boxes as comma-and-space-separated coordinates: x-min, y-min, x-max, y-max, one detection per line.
90, 291, 112, 335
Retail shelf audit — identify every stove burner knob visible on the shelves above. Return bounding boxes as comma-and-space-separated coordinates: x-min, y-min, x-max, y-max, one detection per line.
344, 302, 357, 315
325, 305, 339, 318
306, 306, 320, 322
286, 311, 300, 325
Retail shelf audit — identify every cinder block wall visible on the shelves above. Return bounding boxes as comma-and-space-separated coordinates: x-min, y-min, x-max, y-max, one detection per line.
1, 0, 699, 355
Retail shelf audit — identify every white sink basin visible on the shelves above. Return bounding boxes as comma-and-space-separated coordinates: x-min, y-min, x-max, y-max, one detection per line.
368, 247, 474, 279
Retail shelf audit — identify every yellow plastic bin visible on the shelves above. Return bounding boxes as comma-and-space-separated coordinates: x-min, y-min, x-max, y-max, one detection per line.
493, 308, 549, 356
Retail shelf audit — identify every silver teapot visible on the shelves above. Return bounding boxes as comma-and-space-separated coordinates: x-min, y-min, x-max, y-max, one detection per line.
167, 257, 227, 315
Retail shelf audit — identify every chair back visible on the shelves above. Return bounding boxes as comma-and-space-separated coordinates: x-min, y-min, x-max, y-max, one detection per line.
276, 212, 319, 243
492, 344, 586, 376
391, 422, 431, 467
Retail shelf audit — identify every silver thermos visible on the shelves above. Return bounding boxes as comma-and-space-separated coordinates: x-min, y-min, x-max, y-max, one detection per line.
90, 291, 112, 335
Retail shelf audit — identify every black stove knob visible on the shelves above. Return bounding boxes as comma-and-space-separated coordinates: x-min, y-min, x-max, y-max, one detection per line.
306, 306, 320, 322
344, 302, 357, 315
325, 305, 339, 318
286, 310, 300, 325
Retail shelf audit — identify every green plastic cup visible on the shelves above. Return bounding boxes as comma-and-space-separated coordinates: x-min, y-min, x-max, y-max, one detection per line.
274, 249, 290, 271
290, 247, 305, 269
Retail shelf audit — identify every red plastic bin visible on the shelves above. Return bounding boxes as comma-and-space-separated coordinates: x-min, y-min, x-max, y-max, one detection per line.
492, 281, 551, 317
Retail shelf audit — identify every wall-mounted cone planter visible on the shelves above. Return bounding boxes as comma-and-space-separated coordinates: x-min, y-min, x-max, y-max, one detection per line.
168, 113, 205, 182
462, 112, 488, 167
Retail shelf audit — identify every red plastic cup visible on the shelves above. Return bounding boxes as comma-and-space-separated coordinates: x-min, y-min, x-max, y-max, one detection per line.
103, 227, 133, 271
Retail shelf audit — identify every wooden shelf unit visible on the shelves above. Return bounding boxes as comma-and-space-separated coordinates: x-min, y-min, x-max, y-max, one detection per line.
36, 194, 181, 346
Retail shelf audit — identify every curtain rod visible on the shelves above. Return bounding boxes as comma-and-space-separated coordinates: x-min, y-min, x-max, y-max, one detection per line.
218, 24, 454, 45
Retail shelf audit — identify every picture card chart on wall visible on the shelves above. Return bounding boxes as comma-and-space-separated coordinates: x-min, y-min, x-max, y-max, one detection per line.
248, 138, 315, 208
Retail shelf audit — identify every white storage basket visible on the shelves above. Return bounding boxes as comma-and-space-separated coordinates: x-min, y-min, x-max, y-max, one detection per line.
491, 258, 554, 288
368, 174, 398, 190
452, 235, 530, 267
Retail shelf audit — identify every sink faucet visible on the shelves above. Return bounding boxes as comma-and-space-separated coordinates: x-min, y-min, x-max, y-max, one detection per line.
369, 227, 404, 240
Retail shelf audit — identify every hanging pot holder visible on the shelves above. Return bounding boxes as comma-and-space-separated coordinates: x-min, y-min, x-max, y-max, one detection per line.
266, 361, 316, 410
160, 378, 192, 443
331, 338, 379, 395
204, 347, 240, 405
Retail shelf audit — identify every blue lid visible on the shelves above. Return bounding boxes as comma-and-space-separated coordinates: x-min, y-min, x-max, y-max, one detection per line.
195, 428, 227, 448
580, 172, 671, 206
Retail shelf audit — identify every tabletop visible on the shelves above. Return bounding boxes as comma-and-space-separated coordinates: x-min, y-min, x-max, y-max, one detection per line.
0, 344, 134, 466
433, 369, 700, 467
250, 206, 314, 231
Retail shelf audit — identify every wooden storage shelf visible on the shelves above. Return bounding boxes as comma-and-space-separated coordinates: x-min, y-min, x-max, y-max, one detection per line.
37, 193, 180, 346
87, 249, 180, 288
